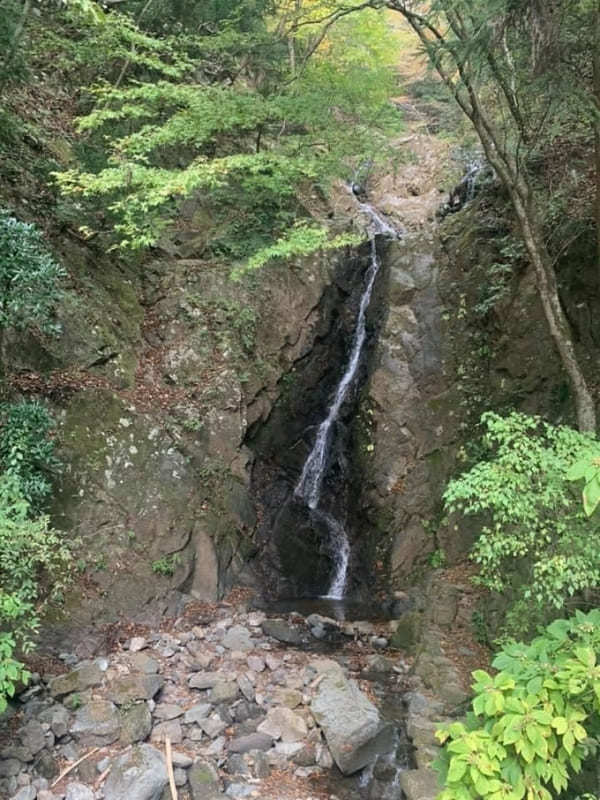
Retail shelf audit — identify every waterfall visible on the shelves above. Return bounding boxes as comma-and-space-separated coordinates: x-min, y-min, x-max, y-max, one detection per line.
295, 203, 398, 598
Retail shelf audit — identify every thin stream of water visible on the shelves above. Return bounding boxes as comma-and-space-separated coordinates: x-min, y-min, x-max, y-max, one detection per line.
294, 202, 397, 598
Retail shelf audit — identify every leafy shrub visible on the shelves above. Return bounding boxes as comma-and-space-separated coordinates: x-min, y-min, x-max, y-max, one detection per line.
444, 412, 600, 633
0, 400, 60, 513
0, 211, 65, 333
435, 609, 600, 800
0, 474, 72, 711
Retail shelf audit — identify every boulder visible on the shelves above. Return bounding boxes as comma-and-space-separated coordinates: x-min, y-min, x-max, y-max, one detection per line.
257, 707, 307, 743
310, 673, 394, 774
261, 619, 307, 646
399, 768, 440, 800
120, 703, 152, 745
70, 700, 121, 747
103, 744, 167, 800
48, 663, 103, 698
108, 673, 164, 705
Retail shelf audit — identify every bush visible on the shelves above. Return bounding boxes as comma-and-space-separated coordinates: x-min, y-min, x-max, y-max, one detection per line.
0, 474, 72, 711
0, 210, 65, 334
435, 609, 600, 800
444, 411, 600, 634
0, 400, 60, 513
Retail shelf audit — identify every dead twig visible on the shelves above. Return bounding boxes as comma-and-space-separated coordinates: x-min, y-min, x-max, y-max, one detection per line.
165, 736, 178, 800
50, 747, 100, 788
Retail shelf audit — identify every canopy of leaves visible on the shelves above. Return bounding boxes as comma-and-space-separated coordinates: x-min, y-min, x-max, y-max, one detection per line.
52, 1, 402, 266
435, 608, 600, 800
444, 412, 600, 634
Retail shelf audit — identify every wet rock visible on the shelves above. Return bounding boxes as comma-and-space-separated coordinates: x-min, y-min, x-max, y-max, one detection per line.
49, 664, 103, 698
103, 744, 167, 800
228, 733, 273, 754
65, 781, 94, 800
108, 673, 164, 705
257, 707, 307, 743
120, 703, 152, 745
261, 619, 306, 646
70, 700, 121, 747
399, 768, 440, 800
311, 673, 394, 774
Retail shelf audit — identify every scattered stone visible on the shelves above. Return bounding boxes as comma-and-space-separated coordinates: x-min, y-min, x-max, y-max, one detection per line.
65, 781, 94, 800
11, 787, 36, 800
153, 703, 184, 720
108, 673, 164, 705
246, 656, 265, 673
237, 675, 255, 702
129, 637, 148, 652
48, 664, 103, 698
171, 752, 193, 768
188, 672, 220, 690
129, 653, 160, 675
257, 707, 307, 743
261, 619, 306, 646
19, 721, 46, 755
188, 760, 222, 800
151, 719, 183, 745
103, 744, 167, 800
200, 717, 227, 738
228, 733, 273, 754
184, 703, 212, 724
222, 626, 254, 652
264, 655, 281, 671
399, 768, 440, 800
70, 700, 121, 747
120, 703, 152, 745
209, 681, 239, 704
311, 673, 394, 774
173, 767, 187, 786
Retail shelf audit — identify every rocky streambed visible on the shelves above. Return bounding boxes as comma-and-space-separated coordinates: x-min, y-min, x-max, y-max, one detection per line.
0, 597, 470, 800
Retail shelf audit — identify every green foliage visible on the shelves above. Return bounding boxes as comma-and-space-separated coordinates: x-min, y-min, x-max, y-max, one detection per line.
0, 211, 65, 334
53, 4, 401, 266
435, 609, 600, 800
0, 473, 72, 710
444, 412, 600, 633
567, 448, 600, 518
0, 401, 60, 513
429, 548, 447, 569
151, 553, 181, 576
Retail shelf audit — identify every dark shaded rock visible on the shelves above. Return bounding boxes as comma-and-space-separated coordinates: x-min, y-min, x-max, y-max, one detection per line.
389, 611, 423, 653
33, 750, 59, 780
261, 619, 306, 646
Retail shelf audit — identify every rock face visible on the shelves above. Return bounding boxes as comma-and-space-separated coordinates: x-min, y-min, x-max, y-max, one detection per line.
103, 744, 167, 800
311, 672, 394, 774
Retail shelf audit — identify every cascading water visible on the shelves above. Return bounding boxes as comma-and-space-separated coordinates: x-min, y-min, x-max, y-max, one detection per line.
295, 201, 398, 599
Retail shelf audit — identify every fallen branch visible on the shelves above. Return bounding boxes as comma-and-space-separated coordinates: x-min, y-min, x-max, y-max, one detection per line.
50, 747, 100, 788
165, 736, 178, 800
